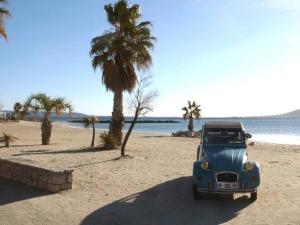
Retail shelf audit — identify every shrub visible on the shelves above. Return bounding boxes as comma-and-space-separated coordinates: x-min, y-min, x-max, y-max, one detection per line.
2, 133, 18, 147
99, 132, 117, 150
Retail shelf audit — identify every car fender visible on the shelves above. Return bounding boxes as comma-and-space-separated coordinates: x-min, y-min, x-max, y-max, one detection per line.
243, 161, 260, 188
193, 161, 211, 186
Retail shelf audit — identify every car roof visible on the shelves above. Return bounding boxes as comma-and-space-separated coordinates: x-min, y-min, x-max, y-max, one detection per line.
204, 121, 243, 129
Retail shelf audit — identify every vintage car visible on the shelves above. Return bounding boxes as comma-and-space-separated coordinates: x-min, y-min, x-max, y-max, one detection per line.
192, 121, 260, 200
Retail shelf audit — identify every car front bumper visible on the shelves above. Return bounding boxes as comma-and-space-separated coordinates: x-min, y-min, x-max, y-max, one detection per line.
193, 179, 257, 194
195, 186, 257, 194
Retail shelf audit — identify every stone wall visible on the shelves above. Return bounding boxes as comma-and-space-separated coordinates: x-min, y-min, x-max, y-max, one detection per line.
0, 157, 73, 193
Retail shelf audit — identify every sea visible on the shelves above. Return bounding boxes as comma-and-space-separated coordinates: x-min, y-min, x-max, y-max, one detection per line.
54, 117, 300, 145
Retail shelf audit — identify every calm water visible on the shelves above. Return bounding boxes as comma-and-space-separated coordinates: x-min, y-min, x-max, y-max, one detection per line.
56, 117, 300, 144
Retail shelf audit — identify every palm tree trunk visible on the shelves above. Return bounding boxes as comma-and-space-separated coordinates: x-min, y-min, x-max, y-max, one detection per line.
91, 123, 95, 147
188, 117, 194, 132
121, 107, 139, 157
110, 90, 124, 146
41, 113, 52, 145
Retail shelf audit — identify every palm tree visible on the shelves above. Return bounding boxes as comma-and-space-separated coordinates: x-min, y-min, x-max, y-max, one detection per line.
27, 93, 72, 145
83, 116, 97, 147
0, 0, 11, 40
2, 132, 17, 147
14, 102, 22, 120
19, 100, 30, 120
90, 0, 155, 146
182, 101, 201, 132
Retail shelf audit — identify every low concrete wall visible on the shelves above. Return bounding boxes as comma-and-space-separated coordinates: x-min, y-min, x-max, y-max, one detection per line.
0, 157, 73, 193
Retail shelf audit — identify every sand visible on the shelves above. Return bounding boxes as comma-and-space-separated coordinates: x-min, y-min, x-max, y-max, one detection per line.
0, 121, 299, 225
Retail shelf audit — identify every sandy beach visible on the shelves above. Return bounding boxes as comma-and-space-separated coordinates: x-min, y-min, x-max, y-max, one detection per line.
0, 121, 299, 225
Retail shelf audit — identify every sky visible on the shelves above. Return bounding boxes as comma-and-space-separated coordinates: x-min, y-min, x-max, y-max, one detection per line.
0, 0, 300, 117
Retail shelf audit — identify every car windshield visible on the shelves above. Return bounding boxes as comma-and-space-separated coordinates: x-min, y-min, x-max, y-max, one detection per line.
203, 128, 245, 144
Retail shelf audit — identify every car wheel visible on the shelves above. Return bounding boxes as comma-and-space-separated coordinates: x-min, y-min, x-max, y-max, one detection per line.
193, 185, 201, 200
251, 192, 257, 201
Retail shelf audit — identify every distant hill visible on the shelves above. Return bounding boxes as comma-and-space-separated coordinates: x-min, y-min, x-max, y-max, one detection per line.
276, 109, 300, 118
252, 109, 300, 118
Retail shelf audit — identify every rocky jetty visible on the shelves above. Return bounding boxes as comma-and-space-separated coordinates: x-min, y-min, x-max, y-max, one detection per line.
171, 130, 202, 138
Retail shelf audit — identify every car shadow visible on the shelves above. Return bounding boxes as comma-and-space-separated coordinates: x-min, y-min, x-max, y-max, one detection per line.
80, 176, 253, 225
0, 179, 50, 206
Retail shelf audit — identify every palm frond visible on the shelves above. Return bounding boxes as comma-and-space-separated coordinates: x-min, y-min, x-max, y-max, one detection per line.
99, 132, 116, 149
13, 102, 22, 112
182, 101, 201, 120
83, 116, 97, 128
83, 117, 91, 128
90, 32, 114, 56
0, 0, 11, 40
137, 21, 152, 28
26, 93, 72, 118
192, 101, 196, 108
89, 116, 97, 124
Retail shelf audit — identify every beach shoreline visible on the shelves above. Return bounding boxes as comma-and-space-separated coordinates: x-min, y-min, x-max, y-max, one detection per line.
0, 121, 300, 225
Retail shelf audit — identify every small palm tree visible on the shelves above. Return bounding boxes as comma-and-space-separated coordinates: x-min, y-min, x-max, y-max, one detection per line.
182, 101, 201, 132
0, 0, 11, 40
27, 93, 72, 145
2, 133, 17, 147
83, 116, 97, 147
100, 132, 117, 150
19, 100, 31, 120
14, 102, 22, 120
90, 0, 155, 146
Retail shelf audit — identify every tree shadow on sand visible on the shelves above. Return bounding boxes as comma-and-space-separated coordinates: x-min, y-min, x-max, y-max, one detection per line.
0, 144, 42, 149
140, 135, 169, 138
12, 146, 115, 157
0, 179, 50, 206
80, 176, 253, 225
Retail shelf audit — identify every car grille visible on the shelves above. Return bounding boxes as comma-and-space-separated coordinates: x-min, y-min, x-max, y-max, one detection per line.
216, 172, 238, 183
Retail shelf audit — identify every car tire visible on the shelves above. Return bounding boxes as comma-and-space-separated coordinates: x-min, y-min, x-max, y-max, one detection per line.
193, 185, 201, 200
251, 191, 257, 201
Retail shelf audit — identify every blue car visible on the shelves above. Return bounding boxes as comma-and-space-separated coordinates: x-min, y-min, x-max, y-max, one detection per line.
192, 121, 260, 201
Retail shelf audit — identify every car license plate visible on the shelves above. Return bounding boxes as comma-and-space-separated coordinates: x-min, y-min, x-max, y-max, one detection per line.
217, 182, 237, 189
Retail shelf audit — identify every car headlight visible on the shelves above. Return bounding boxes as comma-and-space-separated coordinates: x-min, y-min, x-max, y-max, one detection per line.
245, 161, 254, 171
201, 161, 209, 170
